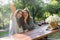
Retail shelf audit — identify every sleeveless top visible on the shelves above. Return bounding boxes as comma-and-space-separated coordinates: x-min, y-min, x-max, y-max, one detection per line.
9, 14, 23, 35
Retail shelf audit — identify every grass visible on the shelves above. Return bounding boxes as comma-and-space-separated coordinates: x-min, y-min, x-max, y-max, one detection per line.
0, 31, 9, 37
48, 31, 60, 39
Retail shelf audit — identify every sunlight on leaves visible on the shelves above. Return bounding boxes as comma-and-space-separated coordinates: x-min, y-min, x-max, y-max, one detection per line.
50, 0, 58, 5
0, 12, 2, 18
44, 12, 51, 17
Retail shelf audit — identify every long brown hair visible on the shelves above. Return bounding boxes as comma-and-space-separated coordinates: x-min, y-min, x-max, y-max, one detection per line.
15, 9, 24, 28
22, 8, 31, 30
23, 8, 31, 22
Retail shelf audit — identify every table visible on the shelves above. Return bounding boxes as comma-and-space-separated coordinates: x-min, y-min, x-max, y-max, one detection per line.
0, 34, 32, 40
22, 25, 60, 40
0, 25, 60, 40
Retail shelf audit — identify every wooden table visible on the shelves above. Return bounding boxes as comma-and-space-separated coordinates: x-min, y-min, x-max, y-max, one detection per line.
0, 34, 32, 40
22, 25, 60, 40
0, 25, 60, 40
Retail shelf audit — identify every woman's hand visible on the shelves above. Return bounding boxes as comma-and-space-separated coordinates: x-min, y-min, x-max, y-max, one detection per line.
10, 2, 16, 14
24, 19, 27, 23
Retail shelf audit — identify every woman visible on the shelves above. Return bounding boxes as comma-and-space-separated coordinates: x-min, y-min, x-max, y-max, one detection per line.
9, 9, 23, 35
22, 8, 36, 32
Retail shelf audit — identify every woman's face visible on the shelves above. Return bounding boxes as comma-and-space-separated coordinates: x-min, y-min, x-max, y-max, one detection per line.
16, 11, 22, 19
23, 10, 29, 19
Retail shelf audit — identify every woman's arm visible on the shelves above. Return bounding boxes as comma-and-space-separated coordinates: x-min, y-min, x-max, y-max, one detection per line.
10, 2, 16, 15
29, 17, 39, 29
10, 2, 16, 20
9, 3, 20, 34
29, 18, 35, 27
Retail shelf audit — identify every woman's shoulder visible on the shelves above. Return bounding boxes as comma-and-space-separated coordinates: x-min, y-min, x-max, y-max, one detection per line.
30, 16, 33, 20
29, 16, 34, 23
10, 13, 15, 19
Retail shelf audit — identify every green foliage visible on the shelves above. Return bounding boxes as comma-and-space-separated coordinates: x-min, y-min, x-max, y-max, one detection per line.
46, 4, 60, 15
0, 12, 2, 18
0, 26, 2, 29
0, 4, 10, 29
0, 0, 60, 28
4, 18, 9, 26
0, 31, 9, 37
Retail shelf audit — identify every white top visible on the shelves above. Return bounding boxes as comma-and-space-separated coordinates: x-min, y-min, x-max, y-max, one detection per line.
9, 15, 23, 35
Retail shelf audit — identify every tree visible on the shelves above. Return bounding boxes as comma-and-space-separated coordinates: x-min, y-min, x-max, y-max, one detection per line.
13, 0, 44, 22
